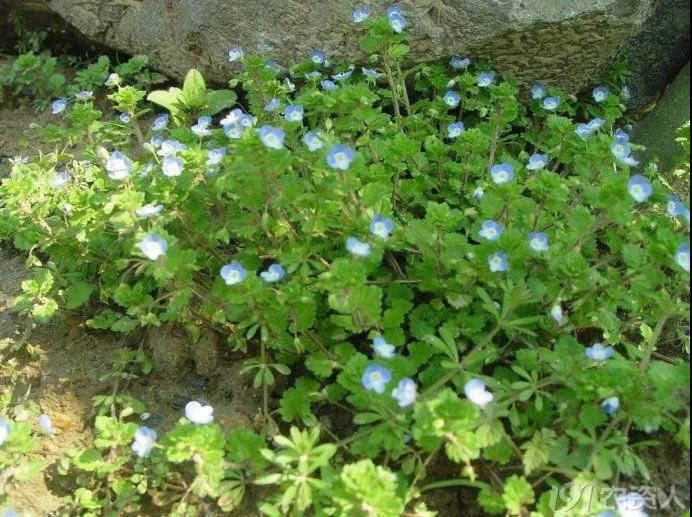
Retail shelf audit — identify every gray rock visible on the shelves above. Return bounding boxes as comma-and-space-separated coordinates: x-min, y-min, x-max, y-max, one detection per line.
631, 62, 690, 173
9, 0, 656, 92
620, 0, 690, 109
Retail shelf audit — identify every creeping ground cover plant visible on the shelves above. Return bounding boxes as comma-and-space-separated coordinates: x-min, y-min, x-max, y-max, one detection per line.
0, 5, 691, 516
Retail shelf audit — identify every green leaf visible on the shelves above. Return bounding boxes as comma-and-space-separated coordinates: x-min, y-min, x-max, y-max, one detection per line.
502, 475, 535, 516
64, 281, 95, 309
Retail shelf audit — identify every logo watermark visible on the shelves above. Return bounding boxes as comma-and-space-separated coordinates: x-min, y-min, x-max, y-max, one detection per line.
549, 483, 686, 513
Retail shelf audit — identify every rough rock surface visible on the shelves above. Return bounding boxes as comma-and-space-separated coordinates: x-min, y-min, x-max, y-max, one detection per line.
7, 0, 655, 93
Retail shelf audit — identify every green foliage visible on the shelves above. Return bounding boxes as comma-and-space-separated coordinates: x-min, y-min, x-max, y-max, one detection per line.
0, 11, 690, 517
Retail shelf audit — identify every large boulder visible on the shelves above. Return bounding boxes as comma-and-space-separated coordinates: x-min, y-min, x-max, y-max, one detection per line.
6, 0, 657, 93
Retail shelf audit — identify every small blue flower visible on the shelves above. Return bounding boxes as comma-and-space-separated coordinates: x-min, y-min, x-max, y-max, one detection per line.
490, 163, 515, 184
157, 139, 186, 156
257, 125, 285, 150
575, 124, 592, 139
464, 379, 493, 407
306, 70, 322, 80
362, 67, 383, 79
50, 170, 71, 188
386, 6, 402, 17
228, 46, 244, 62
477, 72, 495, 87
184, 401, 214, 424
75, 90, 93, 101
220, 108, 248, 127
162, 156, 184, 177
370, 215, 394, 239
139, 233, 167, 260
528, 232, 549, 252
472, 187, 484, 200
372, 335, 395, 359
105, 73, 120, 87
220, 261, 247, 285
592, 86, 609, 103
106, 150, 132, 180
321, 79, 338, 91
627, 175, 652, 203
450, 55, 471, 70
131, 426, 157, 457
391, 378, 417, 407
303, 130, 325, 152
447, 121, 465, 139
260, 263, 286, 283
51, 98, 67, 114
285, 104, 304, 123
151, 114, 169, 131
37, 414, 55, 435
615, 493, 647, 517
614, 128, 630, 145
478, 220, 503, 241
667, 195, 685, 217
135, 204, 164, 218
587, 118, 605, 131
488, 251, 509, 272
676, 243, 690, 272
346, 237, 371, 257
611, 142, 639, 166
284, 77, 296, 91
119, 112, 131, 123
531, 84, 546, 100
0, 419, 9, 446
333, 65, 355, 81
206, 147, 226, 167
443, 90, 461, 108
310, 50, 326, 65
620, 85, 632, 101
264, 98, 281, 112
550, 304, 565, 325
601, 396, 620, 416
361, 364, 392, 394
327, 144, 355, 170
353, 6, 371, 22
191, 116, 213, 137
585, 342, 614, 362
542, 96, 560, 110
224, 124, 243, 140
526, 153, 548, 170
265, 59, 280, 72
388, 12, 407, 32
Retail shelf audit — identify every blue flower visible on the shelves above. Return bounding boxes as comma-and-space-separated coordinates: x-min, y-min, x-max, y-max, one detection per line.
531, 84, 546, 100
264, 98, 281, 112
627, 175, 652, 203
361, 364, 392, 394
372, 335, 395, 359
37, 414, 55, 435
477, 72, 495, 87
162, 156, 184, 177
542, 96, 560, 110
362, 67, 383, 79
284, 77, 296, 91
206, 147, 226, 167
528, 232, 549, 252
75, 90, 93, 101
676, 243, 690, 272
321, 79, 338, 91
614, 128, 630, 145
667, 195, 685, 217
620, 85, 632, 101
220, 108, 252, 127
285, 104, 304, 122
550, 304, 565, 325
106, 150, 132, 180
443, 90, 461, 108
601, 396, 620, 416
184, 401, 214, 424
149, 135, 163, 148
220, 261, 247, 285
135, 204, 164, 218
370, 215, 394, 239
615, 493, 647, 517
257, 125, 285, 150
119, 113, 131, 123
490, 163, 515, 184
51, 98, 67, 114
464, 379, 493, 407
388, 12, 407, 32
585, 342, 614, 362
191, 116, 213, 137
327, 144, 355, 170
157, 139, 187, 156
447, 121, 465, 138
472, 187, 484, 200
592, 86, 609, 103
353, 6, 371, 22
333, 65, 355, 81
386, 6, 402, 17
391, 378, 417, 407
575, 124, 592, 139
0, 419, 9, 446
450, 55, 471, 70
587, 118, 605, 131
488, 251, 509, 272
50, 170, 71, 188
303, 130, 324, 152
611, 142, 639, 166
151, 114, 169, 131
138, 233, 168, 260
526, 153, 548, 170
228, 46, 244, 62
131, 426, 157, 457
306, 70, 322, 80
346, 237, 371, 257
478, 220, 503, 241
310, 50, 326, 65
265, 59, 280, 72
260, 263, 286, 283
105, 73, 120, 87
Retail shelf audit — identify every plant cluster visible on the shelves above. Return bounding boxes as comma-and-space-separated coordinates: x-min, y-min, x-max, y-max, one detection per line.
0, 5, 690, 516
